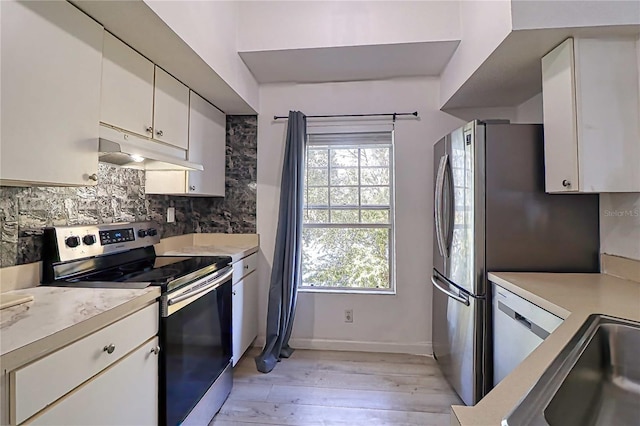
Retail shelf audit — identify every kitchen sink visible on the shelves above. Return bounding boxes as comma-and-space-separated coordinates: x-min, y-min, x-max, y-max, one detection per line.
503, 314, 640, 426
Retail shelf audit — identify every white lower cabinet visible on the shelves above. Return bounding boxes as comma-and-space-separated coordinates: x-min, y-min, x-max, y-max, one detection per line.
28, 337, 159, 426
231, 253, 259, 366
9, 303, 159, 425
232, 279, 245, 366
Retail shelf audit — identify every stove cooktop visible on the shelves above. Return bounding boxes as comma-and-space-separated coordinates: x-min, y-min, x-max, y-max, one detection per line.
66, 255, 232, 291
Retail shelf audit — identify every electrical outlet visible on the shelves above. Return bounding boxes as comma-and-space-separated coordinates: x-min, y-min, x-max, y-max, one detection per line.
167, 207, 175, 223
344, 309, 353, 323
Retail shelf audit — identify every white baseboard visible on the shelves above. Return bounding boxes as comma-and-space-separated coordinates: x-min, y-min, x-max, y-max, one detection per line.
253, 336, 433, 357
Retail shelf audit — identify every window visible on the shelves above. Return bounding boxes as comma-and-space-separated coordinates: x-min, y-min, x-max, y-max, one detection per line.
301, 131, 395, 293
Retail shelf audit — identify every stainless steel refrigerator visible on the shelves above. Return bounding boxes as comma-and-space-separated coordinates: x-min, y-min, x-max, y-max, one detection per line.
431, 121, 599, 406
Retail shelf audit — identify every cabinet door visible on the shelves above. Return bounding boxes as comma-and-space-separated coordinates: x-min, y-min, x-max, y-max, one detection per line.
0, 0, 102, 186
11, 304, 158, 424
153, 67, 190, 149
541, 38, 580, 193
232, 280, 244, 366
29, 337, 159, 426
100, 32, 155, 138
241, 271, 259, 359
188, 92, 226, 196
574, 38, 640, 192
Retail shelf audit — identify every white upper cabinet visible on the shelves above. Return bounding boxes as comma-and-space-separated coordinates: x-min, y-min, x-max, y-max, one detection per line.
0, 0, 103, 186
153, 67, 190, 150
542, 37, 640, 193
146, 91, 226, 196
187, 92, 226, 196
100, 32, 155, 138
101, 37, 189, 150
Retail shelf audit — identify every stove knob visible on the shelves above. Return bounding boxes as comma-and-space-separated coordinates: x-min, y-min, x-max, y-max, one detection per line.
65, 236, 80, 248
138, 229, 147, 238
147, 228, 157, 236
82, 235, 96, 245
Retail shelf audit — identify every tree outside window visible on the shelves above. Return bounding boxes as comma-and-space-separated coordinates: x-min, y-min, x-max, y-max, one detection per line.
301, 131, 395, 293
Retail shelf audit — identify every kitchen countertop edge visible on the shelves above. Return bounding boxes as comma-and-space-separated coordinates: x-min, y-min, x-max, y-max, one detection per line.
451, 272, 640, 426
0, 287, 160, 371
487, 273, 572, 319
162, 244, 259, 263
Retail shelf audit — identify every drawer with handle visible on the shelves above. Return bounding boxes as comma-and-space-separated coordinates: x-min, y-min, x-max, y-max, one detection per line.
232, 252, 257, 284
10, 303, 158, 425
27, 337, 159, 426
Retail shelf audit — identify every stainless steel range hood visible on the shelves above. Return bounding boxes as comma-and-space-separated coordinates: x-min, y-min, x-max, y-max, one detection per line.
98, 125, 203, 171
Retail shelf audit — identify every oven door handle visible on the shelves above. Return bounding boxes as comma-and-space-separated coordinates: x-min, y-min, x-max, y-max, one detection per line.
165, 267, 233, 314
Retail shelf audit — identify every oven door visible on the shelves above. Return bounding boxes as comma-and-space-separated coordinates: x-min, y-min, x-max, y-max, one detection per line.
160, 266, 233, 426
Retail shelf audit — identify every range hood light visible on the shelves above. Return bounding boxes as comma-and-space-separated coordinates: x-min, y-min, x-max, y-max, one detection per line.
98, 125, 203, 171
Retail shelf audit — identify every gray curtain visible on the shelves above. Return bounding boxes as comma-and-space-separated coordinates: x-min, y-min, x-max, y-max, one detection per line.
255, 111, 307, 373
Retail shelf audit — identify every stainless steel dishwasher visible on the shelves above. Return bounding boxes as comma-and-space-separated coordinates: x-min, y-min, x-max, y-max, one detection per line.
492, 282, 563, 386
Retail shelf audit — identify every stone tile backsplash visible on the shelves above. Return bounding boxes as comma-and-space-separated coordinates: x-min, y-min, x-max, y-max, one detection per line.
0, 115, 257, 267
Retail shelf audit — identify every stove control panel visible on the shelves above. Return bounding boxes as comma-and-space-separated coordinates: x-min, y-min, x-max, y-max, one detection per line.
99, 228, 135, 245
47, 221, 161, 262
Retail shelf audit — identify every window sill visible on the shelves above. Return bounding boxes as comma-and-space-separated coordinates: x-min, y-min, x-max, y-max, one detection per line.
298, 288, 396, 295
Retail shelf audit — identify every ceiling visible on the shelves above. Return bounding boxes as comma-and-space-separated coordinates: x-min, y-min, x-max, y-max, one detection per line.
73, 0, 639, 113
239, 41, 460, 84
442, 25, 640, 109
72, 0, 258, 115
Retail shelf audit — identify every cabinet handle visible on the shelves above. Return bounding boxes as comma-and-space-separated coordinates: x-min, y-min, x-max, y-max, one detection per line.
156, 130, 164, 137
145, 126, 153, 133
88, 173, 98, 182
103, 344, 116, 354
150, 346, 160, 355
562, 179, 571, 188
189, 185, 196, 191
232, 290, 236, 296
244, 265, 249, 270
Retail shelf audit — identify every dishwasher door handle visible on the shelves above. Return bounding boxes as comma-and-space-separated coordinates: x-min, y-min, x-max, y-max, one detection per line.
498, 301, 550, 340
431, 274, 470, 306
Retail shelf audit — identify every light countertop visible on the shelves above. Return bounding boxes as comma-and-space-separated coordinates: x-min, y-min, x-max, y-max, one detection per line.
451, 272, 640, 425
162, 244, 258, 263
154, 233, 259, 263
0, 286, 160, 367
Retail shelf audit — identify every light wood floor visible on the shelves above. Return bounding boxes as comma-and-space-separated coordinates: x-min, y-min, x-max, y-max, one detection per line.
211, 348, 462, 425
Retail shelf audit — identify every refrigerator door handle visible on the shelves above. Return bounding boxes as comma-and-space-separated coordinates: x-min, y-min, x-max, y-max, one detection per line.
443, 156, 455, 253
434, 155, 448, 258
431, 274, 470, 306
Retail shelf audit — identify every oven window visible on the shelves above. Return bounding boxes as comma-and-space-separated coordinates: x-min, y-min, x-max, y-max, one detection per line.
161, 280, 232, 426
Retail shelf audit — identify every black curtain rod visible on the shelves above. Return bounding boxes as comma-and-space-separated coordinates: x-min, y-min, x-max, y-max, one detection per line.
273, 111, 418, 122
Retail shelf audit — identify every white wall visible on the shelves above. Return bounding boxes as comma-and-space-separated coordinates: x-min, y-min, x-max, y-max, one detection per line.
439, 0, 512, 108
442, 106, 517, 123
511, 0, 640, 30
238, 1, 460, 52
598, 36, 640, 262
144, 0, 259, 111
442, 92, 542, 123
515, 93, 543, 124
256, 78, 463, 354
600, 193, 640, 261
